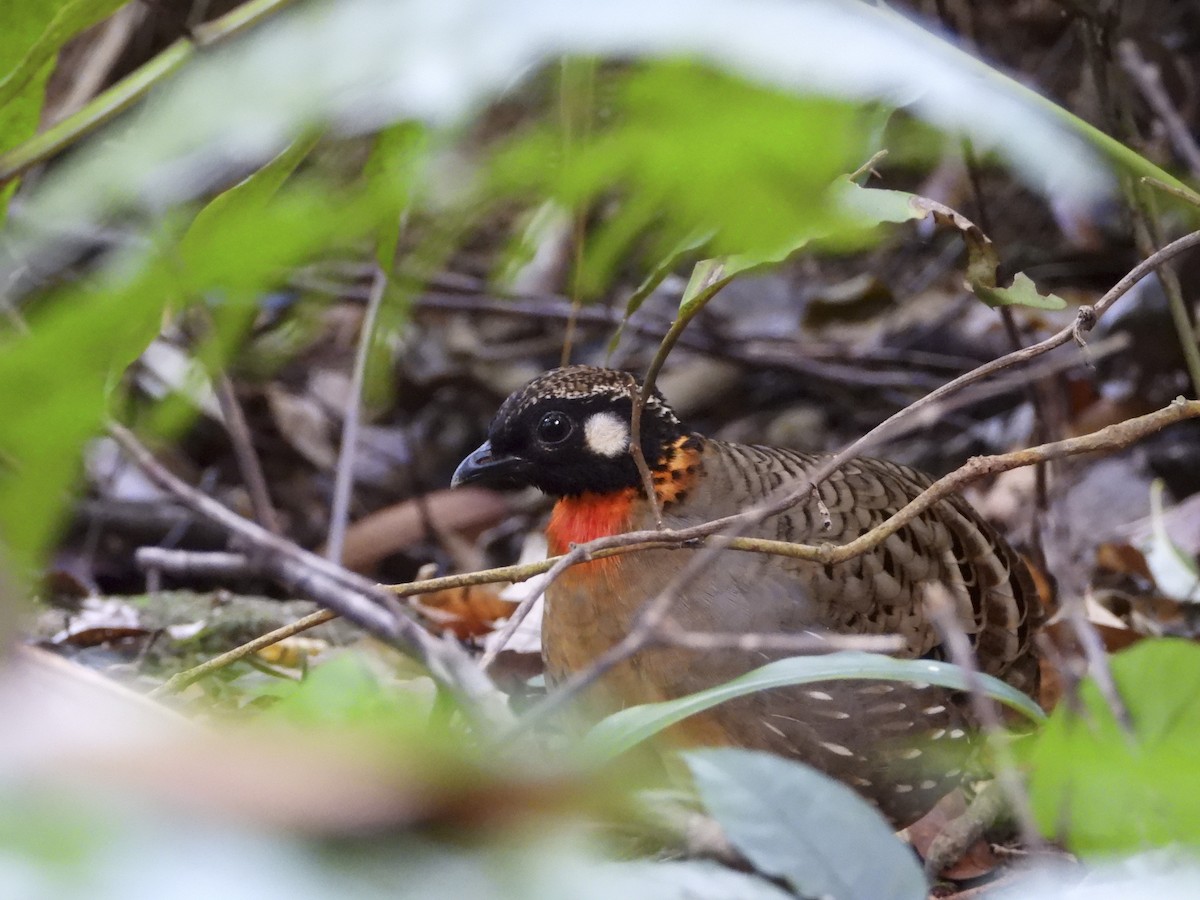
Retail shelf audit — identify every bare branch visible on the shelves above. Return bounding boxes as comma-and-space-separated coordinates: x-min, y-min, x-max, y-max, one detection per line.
136, 547, 254, 579
108, 423, 512, 730
509, 396, 1200, 733
728, 397, 1200, 566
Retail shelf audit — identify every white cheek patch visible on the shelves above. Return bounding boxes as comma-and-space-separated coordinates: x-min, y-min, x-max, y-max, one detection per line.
583, 411, 631, 458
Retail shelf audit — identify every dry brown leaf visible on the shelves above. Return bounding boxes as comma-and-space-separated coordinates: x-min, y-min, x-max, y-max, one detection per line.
1095, 542, 1154, 581
412, 585, 518, 640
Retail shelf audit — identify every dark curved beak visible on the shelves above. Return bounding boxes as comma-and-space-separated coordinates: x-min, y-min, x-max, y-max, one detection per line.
451, 440, 528, 489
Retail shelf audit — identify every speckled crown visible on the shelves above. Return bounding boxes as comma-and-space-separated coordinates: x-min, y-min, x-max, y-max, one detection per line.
495, 366, 679, 425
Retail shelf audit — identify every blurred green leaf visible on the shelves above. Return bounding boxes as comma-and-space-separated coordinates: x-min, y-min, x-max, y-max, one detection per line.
265, 651, 436, 737
0, 176, 396, 574
182, 132, 321, 255
581, 651, 1044, 761
0, 0, 129, 109
362, 122, 429, 411
687, 748, 926, 900
0, 0, 128, 225
608, 228, 714, 352
1026, 639, 1200, 854
493, 64, 881, 293
674, 257, 732, 321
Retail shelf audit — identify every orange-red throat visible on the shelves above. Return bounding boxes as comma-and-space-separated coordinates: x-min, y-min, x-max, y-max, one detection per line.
544, 435, 704, 556
546, 489, 637, 556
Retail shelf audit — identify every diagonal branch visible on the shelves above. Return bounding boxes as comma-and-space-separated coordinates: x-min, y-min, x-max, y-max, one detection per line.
108, 423, 512, 730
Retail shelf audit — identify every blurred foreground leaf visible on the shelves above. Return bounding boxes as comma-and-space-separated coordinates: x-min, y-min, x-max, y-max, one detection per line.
0, 175, 398, 573
8, 0, 1123, 260
1027, 639, 1200, 854
0, 0, 127, 224
688, 748, 926, 900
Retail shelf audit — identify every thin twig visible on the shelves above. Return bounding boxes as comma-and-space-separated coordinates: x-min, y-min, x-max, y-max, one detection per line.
138, 392, 1185, 693
214, 374, 282, 534
1140, 176, 1200, 209
51, 3, 146, 124
558, 58, 595, 367
1065, 1, 1169, 739
477, 535, 685, 670
631, 261, 729, 529
1063, 603, 1133, 734
727, 398, 1200, 566
1132, 190, 1200, 398
924, 585, 1047, 856
1118, 40, 1200, 179
152, 608, 336, 697
138, 399, 1198, 704
326, 263, 387, 564
962, 136, 1054, 566
475, 348, 1152, 668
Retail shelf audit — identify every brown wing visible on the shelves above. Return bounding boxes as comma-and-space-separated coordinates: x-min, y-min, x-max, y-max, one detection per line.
688, 441, 1040, 686
542, 438, 1041, 825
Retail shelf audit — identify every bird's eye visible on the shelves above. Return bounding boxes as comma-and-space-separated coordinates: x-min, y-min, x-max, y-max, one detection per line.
537, 411, 573, 445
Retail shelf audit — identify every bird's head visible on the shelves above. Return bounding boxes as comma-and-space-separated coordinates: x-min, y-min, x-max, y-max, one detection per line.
451, 366, 687, 498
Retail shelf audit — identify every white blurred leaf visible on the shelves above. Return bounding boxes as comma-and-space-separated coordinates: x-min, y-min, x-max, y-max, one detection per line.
14, 0, 1115, 251
1142, 480, 1200, 602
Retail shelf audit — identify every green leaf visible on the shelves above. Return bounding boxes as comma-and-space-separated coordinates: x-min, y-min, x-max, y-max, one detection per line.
0, 0, 129, 225
835, 180, 1066, 310
678, 257, 731, 316
688, 748, 926, 900
580, 651, 1044, 761
265, 651, 436, 739
181, 132, 321, 255
498, 64, 880, 292
974, 271, 1067, 311
1026, 639, 1200, 854
0, 0, 129, 110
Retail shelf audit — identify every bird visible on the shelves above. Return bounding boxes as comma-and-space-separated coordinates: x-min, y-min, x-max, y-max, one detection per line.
452, 365, 1040, 826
